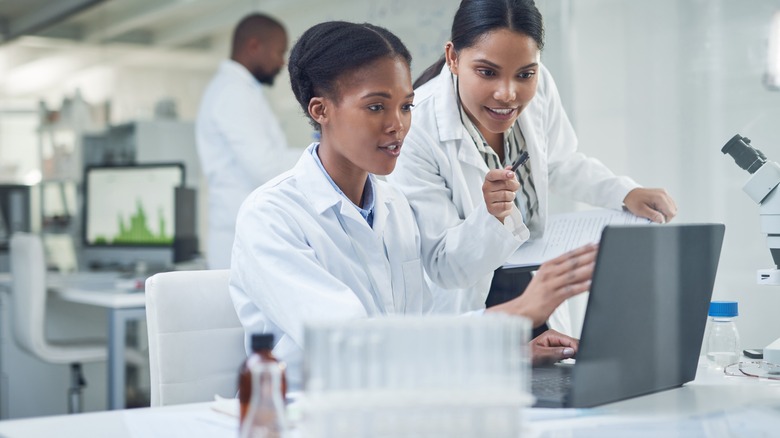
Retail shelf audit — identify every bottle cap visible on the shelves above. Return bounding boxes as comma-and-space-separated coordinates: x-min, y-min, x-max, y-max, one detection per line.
251, 333, 275, 351
708, 301, 738, 317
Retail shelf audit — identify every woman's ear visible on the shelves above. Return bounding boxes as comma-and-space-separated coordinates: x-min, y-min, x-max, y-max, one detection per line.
308, 97, 327, 126
444, 42, 459, 75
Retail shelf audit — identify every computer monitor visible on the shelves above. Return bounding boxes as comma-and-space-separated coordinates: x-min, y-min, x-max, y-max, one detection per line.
173, 186, 199, 264
83, 163, 184, 248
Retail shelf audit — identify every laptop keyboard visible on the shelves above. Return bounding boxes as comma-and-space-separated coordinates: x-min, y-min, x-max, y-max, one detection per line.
532, 366, 572, 401
533, 374, 571, 399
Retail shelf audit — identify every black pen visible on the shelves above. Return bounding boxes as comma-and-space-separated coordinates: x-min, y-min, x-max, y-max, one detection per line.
510, 151, 530, 172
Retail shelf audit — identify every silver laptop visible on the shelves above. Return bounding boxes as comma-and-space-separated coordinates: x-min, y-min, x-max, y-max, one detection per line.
532, 223, 725, 408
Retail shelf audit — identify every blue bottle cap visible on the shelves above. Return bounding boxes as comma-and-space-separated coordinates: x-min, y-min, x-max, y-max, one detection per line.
708, 301, 738, 317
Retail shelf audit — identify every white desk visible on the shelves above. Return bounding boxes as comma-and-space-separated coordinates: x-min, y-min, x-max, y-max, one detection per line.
0, 401, 229, 438
51, 272, 148, 410
1, 271, 147, 411
0, 364, 778, 438
55, 283, 146, 411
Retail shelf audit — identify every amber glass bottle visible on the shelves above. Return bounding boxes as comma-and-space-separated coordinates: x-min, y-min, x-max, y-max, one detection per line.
238, 333, 287, 422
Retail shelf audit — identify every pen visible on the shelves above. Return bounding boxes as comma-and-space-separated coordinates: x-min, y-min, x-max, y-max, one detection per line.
510, 151, 530, 172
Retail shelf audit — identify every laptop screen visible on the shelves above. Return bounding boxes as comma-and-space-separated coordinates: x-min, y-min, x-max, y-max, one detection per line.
565, 223, 725, 408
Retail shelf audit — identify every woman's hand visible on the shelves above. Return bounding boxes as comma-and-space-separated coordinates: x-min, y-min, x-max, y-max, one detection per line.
530, 329, 579, 366
486, 243, 597, 327
482, 167, 520, 223
624, 188, 677, 224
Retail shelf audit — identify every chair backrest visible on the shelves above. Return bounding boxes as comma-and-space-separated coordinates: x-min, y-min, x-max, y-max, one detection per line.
145, 269, 246, 407
9, 232, 48, 358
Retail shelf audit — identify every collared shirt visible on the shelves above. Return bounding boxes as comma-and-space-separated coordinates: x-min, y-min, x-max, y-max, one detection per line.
310, 143, 375, 227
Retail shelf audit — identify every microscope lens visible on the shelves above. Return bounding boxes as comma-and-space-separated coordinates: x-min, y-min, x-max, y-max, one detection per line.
721, 134, 766, 174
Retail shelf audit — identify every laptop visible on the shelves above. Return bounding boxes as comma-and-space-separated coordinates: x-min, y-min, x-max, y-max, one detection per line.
531, 223, 725, 408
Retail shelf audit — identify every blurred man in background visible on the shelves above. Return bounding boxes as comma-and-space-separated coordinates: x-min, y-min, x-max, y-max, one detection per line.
196, 13, 302, 269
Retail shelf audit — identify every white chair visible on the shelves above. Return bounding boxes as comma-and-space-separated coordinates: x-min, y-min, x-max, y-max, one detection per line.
9, 232, 107, 414
145, 269, 247, 407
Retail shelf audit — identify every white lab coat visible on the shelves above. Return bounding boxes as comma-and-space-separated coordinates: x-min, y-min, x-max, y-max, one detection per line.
388, 65, 639, 330
229, 144, 520, 390
196, 60, 302, 269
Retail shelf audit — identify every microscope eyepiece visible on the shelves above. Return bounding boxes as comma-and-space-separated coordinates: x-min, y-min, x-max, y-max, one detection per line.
722, 134, 767, 174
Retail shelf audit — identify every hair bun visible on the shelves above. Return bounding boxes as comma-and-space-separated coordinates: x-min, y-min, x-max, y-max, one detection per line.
287, 21, 412, 131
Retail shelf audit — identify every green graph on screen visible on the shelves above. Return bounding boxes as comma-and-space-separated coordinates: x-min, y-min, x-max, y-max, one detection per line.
93, 200, 172, 245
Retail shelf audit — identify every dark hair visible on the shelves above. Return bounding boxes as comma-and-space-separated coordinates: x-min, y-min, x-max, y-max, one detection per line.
288, 21, 413, 130
414, 0, 544, 89
231, 13, 285, 57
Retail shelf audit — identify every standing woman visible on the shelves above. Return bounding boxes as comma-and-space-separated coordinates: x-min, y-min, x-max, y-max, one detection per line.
388, 0, 677, 330
230, 20, 597, 390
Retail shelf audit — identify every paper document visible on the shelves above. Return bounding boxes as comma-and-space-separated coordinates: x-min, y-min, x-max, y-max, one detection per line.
505, 209, 650, 269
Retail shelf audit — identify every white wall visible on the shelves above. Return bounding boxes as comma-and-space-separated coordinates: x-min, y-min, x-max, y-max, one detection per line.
541, 0, 780, 350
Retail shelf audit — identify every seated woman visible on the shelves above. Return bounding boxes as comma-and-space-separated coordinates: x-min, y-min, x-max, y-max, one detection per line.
229, 20, 596, 390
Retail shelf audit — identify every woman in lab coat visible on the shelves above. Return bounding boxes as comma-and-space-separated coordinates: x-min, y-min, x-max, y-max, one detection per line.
387, 0, 678, 328
229, 21, 597, 390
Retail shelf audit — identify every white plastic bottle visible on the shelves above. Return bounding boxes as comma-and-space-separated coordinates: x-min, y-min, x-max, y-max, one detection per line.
704, 301, 741, 369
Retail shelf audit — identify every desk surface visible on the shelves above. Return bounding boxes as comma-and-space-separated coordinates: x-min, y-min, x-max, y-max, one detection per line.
0, 401, 228, 438
2, 271, 146, 308
0, 363, 778, 438
51, 271, 145, 307
56, 287, 146, 309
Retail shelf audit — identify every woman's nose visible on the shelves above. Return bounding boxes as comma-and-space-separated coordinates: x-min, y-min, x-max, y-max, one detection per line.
494, 80, 517, 103
386, 110, 405, 134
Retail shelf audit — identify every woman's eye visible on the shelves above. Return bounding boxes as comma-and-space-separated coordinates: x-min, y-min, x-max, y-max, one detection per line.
368, 104, 384, 111
518, 71, 536, 79
477, 69, 495, 77
402, 103, 415, 111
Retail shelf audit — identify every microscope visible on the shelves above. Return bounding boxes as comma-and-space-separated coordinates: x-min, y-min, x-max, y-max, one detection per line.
721, 134, 780, 364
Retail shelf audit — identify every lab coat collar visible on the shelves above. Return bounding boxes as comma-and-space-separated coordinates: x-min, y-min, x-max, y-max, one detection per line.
427, 68, 487, 172
430, 66, 465, 143
219, 59, 263, 89
297, 144, 394, 235
370, 182, 391, 236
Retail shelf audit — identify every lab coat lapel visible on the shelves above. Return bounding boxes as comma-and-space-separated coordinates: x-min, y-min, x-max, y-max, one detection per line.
370, 176, 390, 237
432, 69, 464, 143
455, 134, 489, 173
431, 69, 488, 214
336, 199, 395, 315
372, 182, 407, 313
430, 68, 490, 174
297, 151, 392, 315
298, 152, 341, 215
